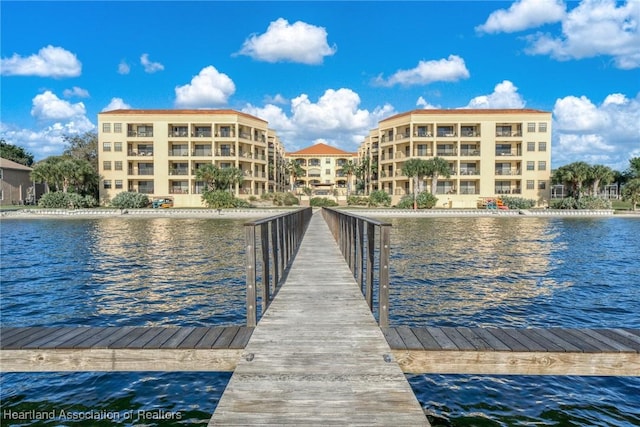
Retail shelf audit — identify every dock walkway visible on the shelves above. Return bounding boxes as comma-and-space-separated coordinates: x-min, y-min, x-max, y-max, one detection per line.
209, 211, 429, 425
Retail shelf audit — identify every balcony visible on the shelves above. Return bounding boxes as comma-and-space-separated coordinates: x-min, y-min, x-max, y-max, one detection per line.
459, 169, 479, 176
128, 168, 154, 176
496, 150, 522, 157
128, 150, 154, 156
495, 169, 521, 176
169, 149, 189, 157
192, 149, 212, 157
169, 169, 189, 176
193, 127, 212, 138
495, 188, 522, 194
460, 149, 480, 156
169, 127, 188, 137
436, 150, 457, 157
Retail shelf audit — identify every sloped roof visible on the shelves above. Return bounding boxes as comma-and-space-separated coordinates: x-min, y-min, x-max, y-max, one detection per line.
0, 157, 33, 171
287, 143, 357, 157
381, 108, 550, 123
99, 109, 267, 123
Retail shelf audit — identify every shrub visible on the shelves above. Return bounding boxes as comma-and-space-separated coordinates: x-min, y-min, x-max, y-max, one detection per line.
310, 197, 338, 207
260, 192, 299, 206
347, 196, 369, 206
396, 192, 438, 209
500, 196, 536, 210
202, 190, 250, 208
38, 192, 97, 209
550, 196, 612, 209
368, 190, 391, 207
110, 191, 150, 209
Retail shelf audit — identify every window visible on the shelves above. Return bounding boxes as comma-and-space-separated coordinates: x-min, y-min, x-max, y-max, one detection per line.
115, 180, 123, 189
527, 142, 535, 152
103, 161, 112, 170
527, 161, 535, 171
527, 180, 535, 190
527, 123, 536, 132
538, 161, 547, 171
538, 181, 547, 190
114, 142, 123, 152
102, 123, 111, 133
114, 161, 123, 171
114, 123, 122, 133
326, 158, 331, 164
103, 142, 111, 151
103, 180, 112, 189
538, 142, 547, 152
538, 122, 547, 132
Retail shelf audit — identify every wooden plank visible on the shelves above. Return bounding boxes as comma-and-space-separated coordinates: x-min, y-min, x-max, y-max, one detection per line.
564, 329, 620, 352
502, 328, 548, 352
1, 349, 244, 372
410, 327, 440, 350
580, 329, 636, 352
441, 327, 475, 350
85, 327, 137, 348
523, 329, 568, 352
611, 329, 640, 350
2, 327, 53, 348
395, 326, 423, 350
125, 327, 166, 349
143, 327, 181, 349
455, 327, 493, 351
212, 326, 240, 349
469, 327, 511, 351
528, 328, 582, 352
0, 327, 28, 342
194, 327, 226, 349
23, 327, 89, 349
177, 327, 209, 349
229, 327, 254, 349
485, 327, 530, 351
425, 327, 458, 350
160, 327, 195, 348
382, 328, 405, 350
549, 328, 600, 353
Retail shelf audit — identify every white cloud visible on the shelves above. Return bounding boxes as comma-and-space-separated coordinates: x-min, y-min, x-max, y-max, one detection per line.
264, 94, 288, 105
374, 55, 470, 87
243, 88, 395, 152
102, 98, 132, 112
476, 0, 565, 33
175, 66, 236, 108
31, 91, 87, 121
237, 18, 337, 64
416, 97, 440, 109
63, 86, 90, 98
464, 80, 526, 109
118, 60, 130, 75
140, 53, 164, 73
0, 45, 81, 78
553, 92, 640, 169
524, 0, 640, 69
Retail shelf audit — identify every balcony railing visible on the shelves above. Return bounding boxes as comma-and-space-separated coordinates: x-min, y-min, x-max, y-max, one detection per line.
128, 150, 154, 156
169, 169, 189, 176
169, 188, 189, 194
192, 150, 213, 156
169, 150, 189, 156
460, 149, 480, 156
459, 169, 479, 175
460, 188, 479, 195
128, 168, 154, 176
495, 169, 521, 176
496, 131, 522, 137
436, 150, 457, 156
128, 131, 154, 137
169, 131, 189, 137
496, 150, 521, 156
495, 188, 522, 194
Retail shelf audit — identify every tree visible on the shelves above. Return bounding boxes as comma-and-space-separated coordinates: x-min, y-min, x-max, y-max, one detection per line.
195, 163, 243, 192
195, 164, 220, 191
425, 157, 452, 196
622, 178, 640, 211
285, 160, 304, 192
553, 161, 591, 199
62, 132, 98, 171
628, 157, 640, 178
30, 155, 99, 196
401, 158, 430, 209
339, 160, 357, 196
0, 139, 34, 166
587, 164, 615, 196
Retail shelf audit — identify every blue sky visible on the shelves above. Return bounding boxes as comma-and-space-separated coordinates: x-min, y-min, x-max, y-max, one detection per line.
1, 0, 639, 170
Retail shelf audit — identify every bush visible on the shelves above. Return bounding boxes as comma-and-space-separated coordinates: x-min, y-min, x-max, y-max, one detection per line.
38, 192, 97, 208
310, 197, 338, 207
500, 196, 536, 210
110, 191, 150, 209
202, 190, 250, 208
368, 190, 391, 207
550, 196, 612, 209
260, 192, 300, 206
396, 191, 438, 209
347, 195, 369, 206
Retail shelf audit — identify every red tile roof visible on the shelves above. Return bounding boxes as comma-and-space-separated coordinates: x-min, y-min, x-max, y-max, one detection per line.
287, 143, 357, 157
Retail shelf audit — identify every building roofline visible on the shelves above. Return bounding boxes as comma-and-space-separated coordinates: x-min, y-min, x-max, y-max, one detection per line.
99, 109, 267, 123
0, 157, 33, 171
380, 108, 551, 123
286, 143, 358, 157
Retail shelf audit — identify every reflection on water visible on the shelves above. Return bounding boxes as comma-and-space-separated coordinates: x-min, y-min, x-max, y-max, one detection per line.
1, 218, 247, 327
383, 216, 640, 328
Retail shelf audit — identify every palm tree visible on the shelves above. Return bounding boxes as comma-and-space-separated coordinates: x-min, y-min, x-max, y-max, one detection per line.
588, 164, 615, 196
339, 160, 357, 196
218, 166, 244, 192
195, 163, 220, 191
622, 178, 640, 210
425, 157, 452, 196
553, 161, 591, 199
401, 158, 430, 209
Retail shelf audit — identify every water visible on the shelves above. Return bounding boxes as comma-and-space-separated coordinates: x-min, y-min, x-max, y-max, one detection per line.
1, 216, 639, 426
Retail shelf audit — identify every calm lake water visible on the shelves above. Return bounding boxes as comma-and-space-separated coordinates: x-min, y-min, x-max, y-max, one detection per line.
1, 215, 639, 426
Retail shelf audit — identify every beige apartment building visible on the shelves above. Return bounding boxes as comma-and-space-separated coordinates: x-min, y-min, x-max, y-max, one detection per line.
286, 143, 358, 197
98, 109, 288, 207
359, 109, 552, 207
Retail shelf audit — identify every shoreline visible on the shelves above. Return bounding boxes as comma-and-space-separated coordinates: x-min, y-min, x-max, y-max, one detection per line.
2, 207, 638, 219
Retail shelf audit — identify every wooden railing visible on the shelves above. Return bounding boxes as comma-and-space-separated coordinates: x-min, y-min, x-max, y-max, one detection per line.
244, 207, 313, 326
321, 208, 392, 327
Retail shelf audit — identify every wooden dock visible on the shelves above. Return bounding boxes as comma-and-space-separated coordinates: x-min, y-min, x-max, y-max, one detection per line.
209, 211, 429, 425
